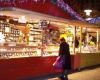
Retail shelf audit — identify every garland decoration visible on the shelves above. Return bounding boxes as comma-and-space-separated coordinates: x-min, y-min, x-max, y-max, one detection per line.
87, 17, 100, 23
51, 0, 85, 21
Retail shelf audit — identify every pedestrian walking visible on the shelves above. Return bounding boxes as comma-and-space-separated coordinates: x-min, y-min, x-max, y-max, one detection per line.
59, 37, 71, 80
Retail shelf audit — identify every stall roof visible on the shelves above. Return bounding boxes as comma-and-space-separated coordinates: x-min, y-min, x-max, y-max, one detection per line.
50, 19, 100, 29
67, 20, 100, 28
0, 8, 99, 31
0, 0, 84, 21
87, 17, 100, 25
0, 1, 71, 19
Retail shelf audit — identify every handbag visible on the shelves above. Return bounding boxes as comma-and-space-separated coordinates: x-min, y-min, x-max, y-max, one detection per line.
53, 56, 64, 69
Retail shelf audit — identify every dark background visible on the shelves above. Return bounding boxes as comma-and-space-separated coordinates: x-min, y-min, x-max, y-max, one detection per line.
63, 0, 100, 18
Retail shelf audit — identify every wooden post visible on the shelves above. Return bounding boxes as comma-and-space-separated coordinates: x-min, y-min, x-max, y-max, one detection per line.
97, 28, 99, 52
79, 27, 82, 53
41, 28, 44, 56
73, 26, 76, 54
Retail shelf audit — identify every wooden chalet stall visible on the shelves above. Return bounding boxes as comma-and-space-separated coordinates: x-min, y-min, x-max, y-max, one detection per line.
64, 20, 100, 69
0, 0, 100, 80
50, 19, 100, 69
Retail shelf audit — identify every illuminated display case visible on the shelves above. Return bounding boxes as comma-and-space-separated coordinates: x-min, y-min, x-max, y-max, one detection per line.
28, 23, 42, 46
80, 28, 97, 53
43, 44, 59, 56
10, 28, 21, 42
0, 19, 99, 59
0, 21, 42, 59
0, 21, 21, 43
0, 20, 74, 58
0, 22, 10, 39
42, 28, 60, 56
0, 45, 41, 59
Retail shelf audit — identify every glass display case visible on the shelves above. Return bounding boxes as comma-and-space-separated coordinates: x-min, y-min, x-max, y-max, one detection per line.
42, 28, 60, 56
0, 19, 99, 59
28, 23, 42, 46
81, 31, 97, 53
42, 44, 59, 56
42, 25, 77, 55
0, 21, 42, 59
75, 27, 98, 53
0, 45, 41, 59
0, 21, 21, 43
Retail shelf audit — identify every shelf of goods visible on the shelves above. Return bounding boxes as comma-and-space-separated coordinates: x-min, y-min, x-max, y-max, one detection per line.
0, 46, 41, 59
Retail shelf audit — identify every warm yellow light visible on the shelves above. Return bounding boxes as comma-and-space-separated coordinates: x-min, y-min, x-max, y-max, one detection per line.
29, 36, 33, 41
0, 32, 5, 43
60, 33, 67, 41
60, 34, 66, 38
5, 27, 10, 33
18, 16, 27, 23
85, 18, 93, 21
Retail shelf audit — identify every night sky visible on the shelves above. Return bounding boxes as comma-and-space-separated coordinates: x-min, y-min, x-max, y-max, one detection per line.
63, 0, 100, 10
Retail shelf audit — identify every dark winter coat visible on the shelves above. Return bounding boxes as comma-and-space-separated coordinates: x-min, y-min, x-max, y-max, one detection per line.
59, 42, 71, 70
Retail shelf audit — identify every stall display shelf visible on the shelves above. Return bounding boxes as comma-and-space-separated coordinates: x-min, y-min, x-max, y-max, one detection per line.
43, 51, 58, 56
29, 23, 42, 45
0, 45, 41, 59
30, 29, 42, 32
0, 22, 21, 43
0, 49, 41, 59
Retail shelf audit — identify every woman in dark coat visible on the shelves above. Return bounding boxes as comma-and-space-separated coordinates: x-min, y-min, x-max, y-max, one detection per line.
59, 38, 71, 80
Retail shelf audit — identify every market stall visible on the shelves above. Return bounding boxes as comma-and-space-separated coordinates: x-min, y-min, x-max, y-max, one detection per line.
0, 14, 100, 79
0, 1, 100, 80
0, 15, 81, 80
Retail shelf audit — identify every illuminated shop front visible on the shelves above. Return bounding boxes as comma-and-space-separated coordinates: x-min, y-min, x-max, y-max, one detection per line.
0, 1, 100, 80
0, 17, 99, 59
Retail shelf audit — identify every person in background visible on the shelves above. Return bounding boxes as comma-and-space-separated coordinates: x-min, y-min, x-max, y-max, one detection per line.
59, 37, 71, 80
75, 36, 79, 48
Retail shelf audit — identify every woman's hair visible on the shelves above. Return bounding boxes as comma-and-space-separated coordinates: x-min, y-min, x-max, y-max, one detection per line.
60, 37, 66, 42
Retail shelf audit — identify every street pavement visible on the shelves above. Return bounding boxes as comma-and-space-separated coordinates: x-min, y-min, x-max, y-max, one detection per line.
47, 67, 100, 80
25, 66, 100, 80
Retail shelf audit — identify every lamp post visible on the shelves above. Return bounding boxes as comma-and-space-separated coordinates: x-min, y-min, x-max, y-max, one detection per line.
84, 9, 93, 21
84, 9, 92, 16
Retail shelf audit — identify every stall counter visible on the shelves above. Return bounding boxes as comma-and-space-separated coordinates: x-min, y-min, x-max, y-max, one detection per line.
0, 54, 80, 80
78, 53, 100, 69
